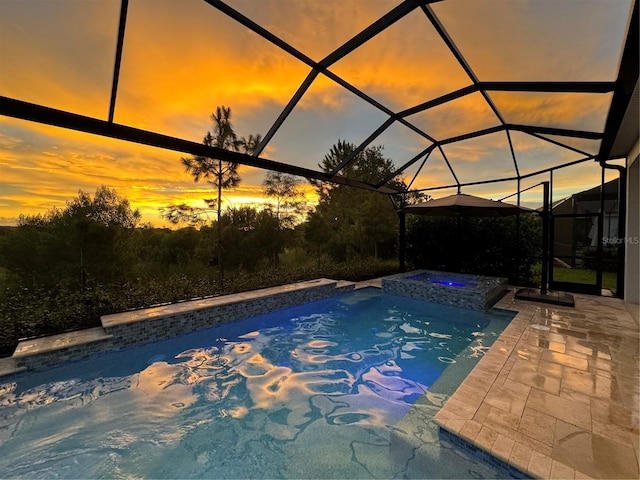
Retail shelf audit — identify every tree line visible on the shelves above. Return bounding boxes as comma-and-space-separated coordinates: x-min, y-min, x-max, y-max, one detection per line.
0, 105, 542, 357
1, 138, 403, 293
158, 107, 402, 276
0, 107, 404, 355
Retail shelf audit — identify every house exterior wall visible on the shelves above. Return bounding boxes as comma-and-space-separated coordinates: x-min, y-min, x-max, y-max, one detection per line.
625, 139, 639, 304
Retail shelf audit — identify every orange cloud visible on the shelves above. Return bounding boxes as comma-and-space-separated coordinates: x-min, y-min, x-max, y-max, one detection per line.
488, 92, 612, 133
0, 0, 120, 118
0, 116, 319, 226
407, 93, 500, 141
0, 0, 631, 227
329, 9, 471, 111
229, 0, 399, 61
431, 0, 633, 82
111, 1, 312, 139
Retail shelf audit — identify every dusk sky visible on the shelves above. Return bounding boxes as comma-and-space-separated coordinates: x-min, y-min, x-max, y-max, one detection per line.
0, 0, 634, 226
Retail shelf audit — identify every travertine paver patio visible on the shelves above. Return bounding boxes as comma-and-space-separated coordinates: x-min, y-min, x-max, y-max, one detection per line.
434, 289, 639, 479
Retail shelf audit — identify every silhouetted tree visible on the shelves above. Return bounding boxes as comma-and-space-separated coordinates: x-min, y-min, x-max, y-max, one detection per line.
2, 186, 140, 287
167, 106, 262, 283
262, 171, 307, 265
307, 141, 401, 260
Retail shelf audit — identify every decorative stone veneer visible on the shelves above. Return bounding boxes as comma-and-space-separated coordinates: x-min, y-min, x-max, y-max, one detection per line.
10, 279, 353, 374
382, 270, 507, 311
102, 279, 341, 346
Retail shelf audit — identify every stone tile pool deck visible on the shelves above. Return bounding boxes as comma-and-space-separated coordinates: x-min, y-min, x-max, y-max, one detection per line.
434, 289, 639, 479
1, 278, 638, 479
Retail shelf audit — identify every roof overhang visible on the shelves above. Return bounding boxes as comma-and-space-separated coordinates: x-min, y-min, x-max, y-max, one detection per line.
599, 0, 639, 161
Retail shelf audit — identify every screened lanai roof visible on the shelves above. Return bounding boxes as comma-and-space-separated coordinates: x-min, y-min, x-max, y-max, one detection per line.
0, 0, 638, 203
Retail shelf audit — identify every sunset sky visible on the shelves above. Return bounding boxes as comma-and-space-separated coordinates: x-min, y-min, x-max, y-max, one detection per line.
0, 0, 634, 227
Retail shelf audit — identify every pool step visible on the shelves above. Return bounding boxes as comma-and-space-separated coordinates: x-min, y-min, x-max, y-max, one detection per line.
0, 357, 27, 378
354, 278, 382, 289
13, 327, 113, 359
11, 327, 114, 373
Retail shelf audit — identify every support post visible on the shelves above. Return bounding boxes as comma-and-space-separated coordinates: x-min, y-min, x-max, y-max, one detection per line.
515, 178, 521, 285
399, 206, 406, 273
541, 181, 550, 295
109, 0, 129, 122
596, 168, 605, 292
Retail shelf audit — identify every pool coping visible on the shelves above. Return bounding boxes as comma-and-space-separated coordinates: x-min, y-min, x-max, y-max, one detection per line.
433, 288, 640, 480
100, 278, 346, 328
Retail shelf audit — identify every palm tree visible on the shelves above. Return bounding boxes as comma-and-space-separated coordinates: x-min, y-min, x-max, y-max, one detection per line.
181, 106, 262, 284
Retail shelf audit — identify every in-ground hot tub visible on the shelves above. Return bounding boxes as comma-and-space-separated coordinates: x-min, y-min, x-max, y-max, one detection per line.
382, 270, 507, 311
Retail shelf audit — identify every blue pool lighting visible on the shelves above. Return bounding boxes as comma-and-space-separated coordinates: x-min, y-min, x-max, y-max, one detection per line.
431, 279, 467, 287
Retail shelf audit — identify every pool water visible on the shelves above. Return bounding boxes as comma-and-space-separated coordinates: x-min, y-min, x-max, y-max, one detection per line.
0, 288, 515, 479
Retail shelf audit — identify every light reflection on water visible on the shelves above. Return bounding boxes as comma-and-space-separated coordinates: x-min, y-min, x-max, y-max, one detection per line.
0, 289, 513, 479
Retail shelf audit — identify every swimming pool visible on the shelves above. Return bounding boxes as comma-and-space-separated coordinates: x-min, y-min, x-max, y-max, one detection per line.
0, 288, 515, 479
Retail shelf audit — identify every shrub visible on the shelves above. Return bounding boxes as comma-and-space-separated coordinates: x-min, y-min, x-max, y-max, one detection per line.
405, 214, 542, 285
0, 258, 399, 357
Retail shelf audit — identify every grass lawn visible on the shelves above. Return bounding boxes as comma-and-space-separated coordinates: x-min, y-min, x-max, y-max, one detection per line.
552, 268, 617, 291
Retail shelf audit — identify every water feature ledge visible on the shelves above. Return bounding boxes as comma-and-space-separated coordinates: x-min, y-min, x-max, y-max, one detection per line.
382, 270, 507, 311
4, 279, 355, 376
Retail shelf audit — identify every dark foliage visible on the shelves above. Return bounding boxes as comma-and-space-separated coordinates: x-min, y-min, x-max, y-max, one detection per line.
405, 213, 542, 285
305, 141, 402, 261
0, 182, 402, 356
581, 245, 619, 271
0, 257, 398, 357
